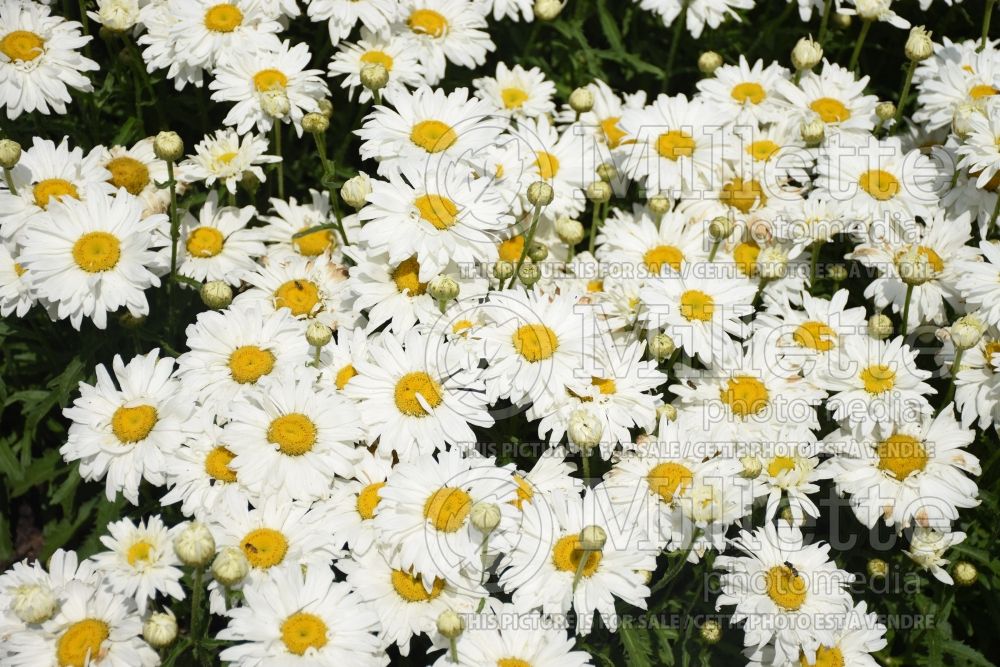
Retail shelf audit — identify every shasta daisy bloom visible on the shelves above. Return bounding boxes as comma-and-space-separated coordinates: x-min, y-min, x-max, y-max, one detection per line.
373, 448, 518, 585
258, 190, 341, 263
948, 329, 1000, 429
714, 521, 854, 665
635, 0, 754, 39
234, 254, 350, 329
97, 138, 172, 216
558, 78, 647, 157
813, 335, 934, 439
397, 0, 494, 85
915, 48, 1000, 131
357, 159, 513, 281
218, 563, 384, 666
328, 29, 425, 103
210, 39, 329, 137
60, 350, 194, 504
822, 406, 980, 531
509, 446, 583, 512
0, 136, 113, 244
498, 487, 656, 636
18, 189, 165, 330
775, 60, 878, 135
0, 0, 98, 119
957, 241, 1000, 329
176, 302, 311, 412
91, 516, 185, 615
695, 56, 790, 125
318, 450, 393, 556
473, 62, 556, 120
771, 193, 857, 253
844, 0, 910, 27
903, 526, 966, 584
748, 440, 831, 524
306, 0, 398, 45
173, 193, 265, 285
224, 369, 364, 502
956, 99, 1000, 192
0, 549, 97, 636
317, 325, 370, 395
509, 115, 596, 220
0, 244, 34, 317
180, 128, 280, 196
135, 0, 205, 91
167, 0, 282, 76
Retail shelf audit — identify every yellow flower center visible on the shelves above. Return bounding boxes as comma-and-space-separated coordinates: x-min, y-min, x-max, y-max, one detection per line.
551, 535, 602, 576
985, 341, 1000, 368
274, 279, 320, 317
534, 151, 560, 180
410, 119, 457, 153
253, 68, 287, 92
511, 474, 533, 510
768, 456, 796, 477
240, 528, 288, 569
111, 404, 157, 444
126, 540, 153, 567
643, 244, 684, 274
793, 321, 836, 352
501, 87, 530, 109
498, 660, 533, 667
218, 151, 239, 164
512, 323, 559, 362
408, 8, 448, 37
204, 445, 238, 483
335, 364, 357, 390
498, 235, 525, 262
423, 486, 472, 532
186, 226, 225, 258
204, 3, 243, 32
587, 279, 604, 292
360, 49, 394, 71
33, 178, 79, 208
56, 619, 109, 667
452, 319, 473, 334
601, 116, 627, 148
356, 482, 385, 520
809, 97, 851, 123
656, 130, 696, 160
106, 157, 150, 196
392, 256, 428, 295
281, 612, 328, 656
680, 289, 715, 322
799, 645, 845, 667
267, 413, 317, 456
969, 84, 998, 100
858, 169, 900, 201
228, 345, 275, 384
14, 262, 25, 276
591, 376, 616, 395
293, 224, 334, 256
733, 241, 760, 276
647, 462, 693, 503
860, 364, 896, 394
721, 375, 769, 417
72, 232, 121, 273
748, 139, 781, 162
394, 371, 444, 417
391, 569, 445, 602
765, 564, 807, 611
414, 193, 459, 230
877, 433, 928, 480
895, 245, 944, 273
1, 30, 44, 62
731, 81, 766, 104
721, 178, 766, 213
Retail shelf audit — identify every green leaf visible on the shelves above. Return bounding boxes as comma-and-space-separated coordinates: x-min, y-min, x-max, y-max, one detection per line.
620, 621, 654, 667
939, 639, 996, 667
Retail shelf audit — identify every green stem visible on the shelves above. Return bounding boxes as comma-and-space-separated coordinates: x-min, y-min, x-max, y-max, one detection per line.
506, 204, 543, 289
581, 448, 592, 482
901, 283, 914, 337
313, 345, 321, 367
587, 201, 606, 254
273, 123, 284, 200
980, 0, 996, 52
892, 60, 917, 131
190, 567, 205, 639
939, 348, 964, 413
572, 546, 597, 590
311, 132, 350, 247
77, 0, 93, 59
708, 238, 721, 262
665, 0, 688, 87
167, 160, 179, 278
3, 167, 17, 196
817, 0, 834, 45
848, 19, 873, 72
449, 638, 458, 663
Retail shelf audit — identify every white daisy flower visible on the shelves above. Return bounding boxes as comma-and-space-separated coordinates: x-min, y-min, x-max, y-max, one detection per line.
732, 119, 813, 196
328, 28, 426, 103
174, 192, 265, 285
0, 243, 34, 317
0, 549, 97, 636
957, 98, 1000, 192
510, 115, 595, 221
259, 190, 347, 264
396, 0, 495, 85
771, 193, 858, 254
775, 60, 878, 135
168, 0, 282, 77
136, 0, 204, 90
557, 79, 647, 165
594, 205, 710, 278
696, 55, 790, 125
480, 0, 534, 21
317, 325, 370, 395
957, 241, 1000, 329
915, 48, 1000, 131
97, 138, 172, 216
903, 526, 966, 584
844, 0, 910, 28
509, 446, 583, 512
233, 253, 351, 329
180, 128, 280, 196
749, 439, 831, 524
306, 0, 399, 46
634, 0, 755, 39
474, 62, 556, 120
948, 329, 1000, 429
319, 450, 394, 557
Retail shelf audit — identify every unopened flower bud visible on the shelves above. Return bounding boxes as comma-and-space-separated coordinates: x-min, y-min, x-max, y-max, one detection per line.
527, 181, 554, 206
698, 51, 723, 75
212, 546, 250, 586
261, 90, 291, 119
143, 611, 178, 648
200, 280, 233, 310
952, 104, 982, 139
650, 333, 676, 361
341, 173, 372, 209
470, 502, 501, 534
656, 404, 677, 422
527, 242, 549, 262
360, 63, 389, 92
569, 87, 594, 113
791, 36, 823, 71
153, 131, 184, 162
596, 162, 617, 183
173, 522, 216, 567
739, 455, 762, 480
867, 558, 888, 579
93, 0, 141, 32
951, 314, 985, 350
708, 216, 733, 241
0, 138, 21, 169
240, 170, 261, 195
780, 507, 795, 523
801, 118, 825, 144
13, 585, 56, 624
493, 260, 515, 281
868, 314, 893, 340
905, 26, 934, 62
533, 0, 563, 21
953, 561, 978, 586
428, 275, 460, 302
306, 321, 332, 347
555, 216, 585, 245
897, 246, 935, 285
317, 99, 333, 118
437, 609, 464, 639
699, 619, 722, 644
302, 112, 329, 134
517, 261, 541, 287
579, 525, 607, 551
118, 311, 147, 329
829, 264, 848, 282
568, 408, 603, 451
648, 195, 671, 217
586, 180, 612, 203
876, 101, 897, 122
757, 246, 788, 280
832, 12, 851, 29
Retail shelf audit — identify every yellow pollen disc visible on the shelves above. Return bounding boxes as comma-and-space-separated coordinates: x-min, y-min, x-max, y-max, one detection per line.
656, 130, 696, 160
512, 323, 559, 362
765, 564, 807, 611
799, 645, 845, 667
111, 404, 157, 444
551, 535, 602, 576
601, 116, 627, 148
106, 157, 150, 196
679, 290, 715, 322
733, 241, 760, 276
391, 569, 445, 602
591, 376, 616, 395
410, 119, 457, 153
414, 194, 459, 230
356, 482, 385, 520
877, 434, 928, 480
56, 619, 109, 667
498, 660, 533, 667
33, 178, 79, 208
768, 456, 796, 477
394, 371, 444, 417
267, 413, 317, 456
228, 345, 275, 384
721, 178, 766, 213
498, 235, 525, 263
126, 540, 153, 567
511, 474, 533, 510
894, 245, 944, 273
535, 151, 560, 180
452, 319, 473, 335
969, 84, 998, 99
423, 486, 472, 532
721, 375, 769, 417
809, 97, 851, 123
240, 528, 288, 569
860, 364, 896, 394
335, 363, 357, 390
748, 139, 780, 162
731, 81, 766, 104
794, 321, 836, 352
204, 3, 243, 32
186, 226, 225, 258
253, 68, 287, 92
408, 8, 448, 37
858, 169, 900, 201
274, 279, 320, 317
360, 49, 394, 71
204, 446, 238, 483
643, 244, 684, 274
73, 232, 121, 273
985, 341, 1000, 367
281, 612, 328, 656
14, 263, 25, 277
647, 462, 693, 503
1, 30, 44, 62
501, 87, 530, 109
392, 256, 428, 295
217, 151, 238, 164
293, 225, 334, 257
587, 279, 604, 292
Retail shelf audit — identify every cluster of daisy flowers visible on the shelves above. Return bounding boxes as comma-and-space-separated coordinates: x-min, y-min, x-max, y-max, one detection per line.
1, 0, 1000, 665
